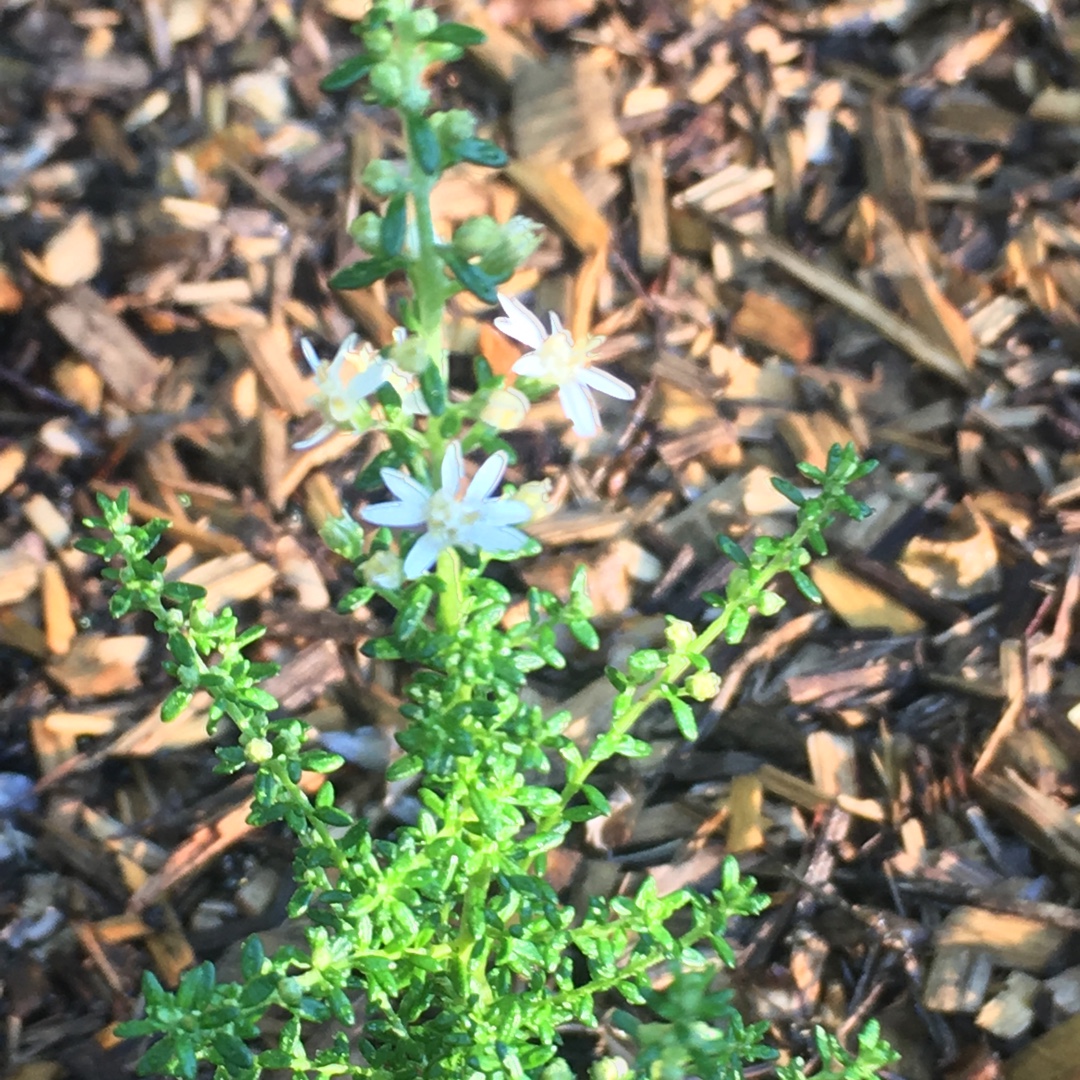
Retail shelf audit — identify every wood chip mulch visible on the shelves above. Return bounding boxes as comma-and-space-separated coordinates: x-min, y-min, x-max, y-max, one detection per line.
2, 1, 1080, 1078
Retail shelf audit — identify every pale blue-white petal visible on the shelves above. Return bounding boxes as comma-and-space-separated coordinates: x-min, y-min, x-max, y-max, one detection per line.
293, 423, 335, 450
403, 532, 445, 578
559, 380, 600, 437
350, 360, 390, 399
548, 311, 564, 335
382, 469, 431, 506
330, 333, 360, 367
579, 365, 635, 401
441, 441, 465, 495
468, 523, 529, 553
301, 339, 321, 374
479, 498, 532, 526
510, 351, 546, 380
361, 501, 427, 528
467, 451, 508, 502
495, 293, 547, 350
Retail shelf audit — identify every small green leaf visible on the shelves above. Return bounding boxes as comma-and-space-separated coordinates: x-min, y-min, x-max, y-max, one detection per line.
724, 607, 750, 644
664, 691, 698, 741
407, 113, 441, 174
298, 749, 346, 773
425, 22, 486, 46
790, 568, 822, 603
321, 54, 374, 91
240, 936, 265, 980
161, 581, 208, 604
387, 753, 423, 781
717, 534, 750, 568
160, 687, 193, 722
394, 583, 433, 641
771, 476, 806, 507
330, 257, 398, 290
454, 137, 508, 168
380, 194, 407, 257
419, 362, 447, 416
442, 248, 498, 303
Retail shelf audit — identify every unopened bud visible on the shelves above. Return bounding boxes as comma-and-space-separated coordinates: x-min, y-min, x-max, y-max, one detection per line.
480, 386, 530, 431
665, 618, 696, 652
368, 61, 403, 104
349, 211, 383, 253
453, 215, 502, 257
685, 670, 721, 702
245, 737, 274, 764
387, 329, 430, 375
361, 160, 405, 198
513, 479, 552, 522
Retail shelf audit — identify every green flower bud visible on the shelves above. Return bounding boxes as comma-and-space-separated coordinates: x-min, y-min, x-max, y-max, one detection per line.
399, 82, 431, 114
387, 330, 430, 375
591, 1058, 629, 1080
364, 27, 394, 58
411, 8, 437, 35
349, 211, 383, 253
361, 160, 405, 197
479, 215, 543, 278
665, 618, 696, 652
245, 736, 274, 764
685, 670, 722, 702
368, 60, 403, 104
434, 108, 476, 144
453, 215, 502, 257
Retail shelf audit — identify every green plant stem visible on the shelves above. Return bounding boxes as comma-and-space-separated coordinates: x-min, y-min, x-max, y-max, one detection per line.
403, 120, 446, 381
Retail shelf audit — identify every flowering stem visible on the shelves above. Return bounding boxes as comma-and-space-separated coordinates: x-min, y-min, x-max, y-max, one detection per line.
403, 118, 446, 382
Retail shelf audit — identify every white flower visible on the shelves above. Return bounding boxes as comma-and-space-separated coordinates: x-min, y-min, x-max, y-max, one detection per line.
296, 332, 428, 449
296, 334, 389, 449
361, 442, 532, 579
494, 293, 635, 438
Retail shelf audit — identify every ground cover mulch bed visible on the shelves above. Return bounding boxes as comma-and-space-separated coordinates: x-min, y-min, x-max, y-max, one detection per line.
2, 0, 1080, 1077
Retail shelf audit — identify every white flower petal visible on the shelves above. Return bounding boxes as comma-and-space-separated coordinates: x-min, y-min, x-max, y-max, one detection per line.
382, 470, 432, 505
293, 423, 335, 450
578, 365, 635, 401
548, 311, 563, 335
467, 450, 508, 502
350, 360, 391, 399
361, 502, 428, 528
559, 380, 600, 438
301, 339, 321, 374
468, 524, 530, 553
403, 532, 446, 579
482, 498, 532, 526
331, 333, 360, 366
495, 293, 547, 350
441, 442, 465, 496
510, 352, 549, 380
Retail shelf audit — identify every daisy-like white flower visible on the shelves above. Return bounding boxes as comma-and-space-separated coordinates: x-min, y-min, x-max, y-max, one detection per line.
296, 332, 428, 450
361, 442, 531, 579
494, 293, 635, 438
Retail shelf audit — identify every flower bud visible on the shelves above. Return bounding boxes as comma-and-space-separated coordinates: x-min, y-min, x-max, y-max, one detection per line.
453, 215, 502, 257
361, 160, 405, 198
665, 618, 696, 652
479, 216, 543, 278
400, 83, 431, 113
685, 669, 722, 702
349, 211, 383, 253
480, 386, 530, 430
513, 479, 552, 522
434, 108, 476, 144
363, 549, 404, 591
387, 328, 430, 375
411, 8, 437, 35
368, 60, 403, 104
245, 736, 274, 764
591, 1058, 629, 1080
364, 27, 394, 58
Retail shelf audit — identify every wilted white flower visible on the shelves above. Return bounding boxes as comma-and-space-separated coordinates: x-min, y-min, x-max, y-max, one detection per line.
296, 332, 428, 449
363, 549, 405, 591
296, 334, 390, 449
360, 442, 531, 579
494, 293, 635, 438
